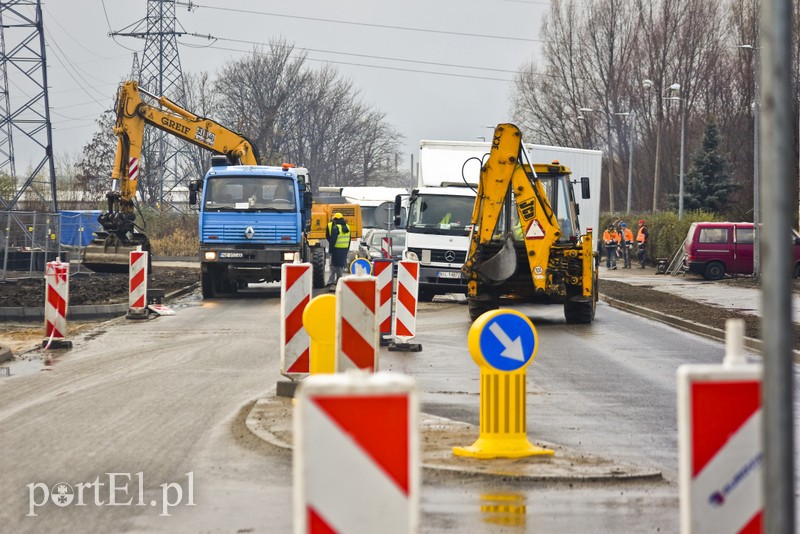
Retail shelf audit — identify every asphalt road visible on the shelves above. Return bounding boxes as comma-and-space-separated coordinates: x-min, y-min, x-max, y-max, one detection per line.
0, 284, 795, 533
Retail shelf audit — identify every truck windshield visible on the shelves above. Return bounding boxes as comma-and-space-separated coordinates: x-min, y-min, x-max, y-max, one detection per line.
204, 176, 296, 212
407, 194, 474, 236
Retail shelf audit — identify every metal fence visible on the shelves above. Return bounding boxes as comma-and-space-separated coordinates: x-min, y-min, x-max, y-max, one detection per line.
1, 210, 100, 280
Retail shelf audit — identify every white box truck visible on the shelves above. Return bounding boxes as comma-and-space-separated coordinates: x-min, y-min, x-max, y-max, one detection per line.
399, 139, 602, 301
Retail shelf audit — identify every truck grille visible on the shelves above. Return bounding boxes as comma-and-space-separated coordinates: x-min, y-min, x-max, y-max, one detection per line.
202, 223, 299, 244
407, 247, 466, 264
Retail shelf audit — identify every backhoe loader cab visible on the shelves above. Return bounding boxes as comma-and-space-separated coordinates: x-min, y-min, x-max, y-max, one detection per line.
463, 123, 598, 324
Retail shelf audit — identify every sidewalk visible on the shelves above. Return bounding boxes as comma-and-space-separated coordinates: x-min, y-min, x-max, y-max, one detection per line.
600, 266, 800, 323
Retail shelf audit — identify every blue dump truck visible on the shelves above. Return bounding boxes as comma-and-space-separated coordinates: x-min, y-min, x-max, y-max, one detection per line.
191, 157, 321, 298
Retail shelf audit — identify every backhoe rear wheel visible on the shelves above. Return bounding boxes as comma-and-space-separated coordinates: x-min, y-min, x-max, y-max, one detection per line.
564, 278, 597, 324
468, 295, 499, 322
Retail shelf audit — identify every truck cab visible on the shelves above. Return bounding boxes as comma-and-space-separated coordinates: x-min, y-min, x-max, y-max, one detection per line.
399, 185, 476, 301
194, 160, 313, 297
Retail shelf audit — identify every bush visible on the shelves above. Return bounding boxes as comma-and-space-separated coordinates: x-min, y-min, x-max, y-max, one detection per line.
137, 208, 199, 257
599, 210, 725, 265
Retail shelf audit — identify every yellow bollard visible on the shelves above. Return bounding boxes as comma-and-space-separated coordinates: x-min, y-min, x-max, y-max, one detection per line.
453, 309, 553, 459
302, 294, 337, 374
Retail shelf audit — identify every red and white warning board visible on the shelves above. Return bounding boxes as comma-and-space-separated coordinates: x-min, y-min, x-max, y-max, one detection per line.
678, 363, 763, 533
393, 260, 419, 341
525, 220, 545, 239
129, 250, 148, 312
335, 276, 379, 372
294, 372, 419, 534
44, 260, 69, 341
281, 262, 313, 379
372, 259, 394, 338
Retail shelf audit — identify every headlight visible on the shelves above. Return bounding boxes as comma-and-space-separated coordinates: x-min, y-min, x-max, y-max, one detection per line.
204, 251, 217, 261
283, 252, 297, 261
368, 251, 381, 259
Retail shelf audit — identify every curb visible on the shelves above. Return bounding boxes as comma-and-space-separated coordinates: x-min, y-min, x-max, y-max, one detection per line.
245, 395, 663, 483
0, 283, 199, 322
600, 294, 800, 362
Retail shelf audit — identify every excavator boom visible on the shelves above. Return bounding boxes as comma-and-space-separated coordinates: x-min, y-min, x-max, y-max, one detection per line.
83, 81, 259, 272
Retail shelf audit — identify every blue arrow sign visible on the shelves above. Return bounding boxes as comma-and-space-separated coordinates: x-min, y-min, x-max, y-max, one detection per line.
350, 258, 372, 275
478, 312, 536, 371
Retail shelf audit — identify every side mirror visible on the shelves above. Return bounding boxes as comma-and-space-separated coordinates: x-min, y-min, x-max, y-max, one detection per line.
581, 177, 590, 199
303, 191, 313, 212
189, 190, 197, 206
393, 194, 402, 227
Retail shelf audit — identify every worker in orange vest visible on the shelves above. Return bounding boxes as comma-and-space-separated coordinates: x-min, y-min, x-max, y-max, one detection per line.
637, 219, 649, 268
602, 225, 620, 269
619, 222, 635, 268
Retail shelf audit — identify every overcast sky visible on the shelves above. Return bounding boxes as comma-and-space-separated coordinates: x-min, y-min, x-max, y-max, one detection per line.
29, 0, 547, 173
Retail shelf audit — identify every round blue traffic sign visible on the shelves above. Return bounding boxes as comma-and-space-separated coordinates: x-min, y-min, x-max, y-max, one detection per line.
349, 258, 372, 275
468, 310, 538, 372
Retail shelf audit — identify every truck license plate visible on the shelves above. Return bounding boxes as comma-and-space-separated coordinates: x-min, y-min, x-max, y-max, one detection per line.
437, 271, 461, 279
220, 252, 244, 258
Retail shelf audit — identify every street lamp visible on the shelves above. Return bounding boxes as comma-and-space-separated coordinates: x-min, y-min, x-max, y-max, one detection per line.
664, 83, 686, 220
738, 44, 760, 280
614, 111, 634, 214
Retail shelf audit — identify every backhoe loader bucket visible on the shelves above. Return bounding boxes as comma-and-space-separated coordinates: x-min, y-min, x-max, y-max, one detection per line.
477, 235, 517, 284
81, 232, 150, 273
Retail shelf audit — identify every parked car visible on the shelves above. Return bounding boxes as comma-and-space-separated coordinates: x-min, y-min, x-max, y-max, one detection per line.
357, 229, 406, 261
682, 221, 800, 280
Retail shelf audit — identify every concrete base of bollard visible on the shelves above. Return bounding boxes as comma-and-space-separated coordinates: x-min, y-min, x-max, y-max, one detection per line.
41, 338, 73, 350
275, 380, 301, 398
388, 341, 422, 352
126, 308, 150, 320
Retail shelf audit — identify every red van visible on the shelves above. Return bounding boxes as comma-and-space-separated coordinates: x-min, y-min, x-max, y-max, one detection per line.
683, 222, 800, 280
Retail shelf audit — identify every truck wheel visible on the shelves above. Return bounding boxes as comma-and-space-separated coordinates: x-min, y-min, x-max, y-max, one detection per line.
311, 247, 326, 288
418, 289, 435, 302
201, 271, 215, 299
703, 261, 725, 281
564, 296, 594, 324
468, 296, 498, 321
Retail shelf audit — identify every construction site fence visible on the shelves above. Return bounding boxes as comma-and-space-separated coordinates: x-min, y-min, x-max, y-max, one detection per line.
1, 210, 99, 280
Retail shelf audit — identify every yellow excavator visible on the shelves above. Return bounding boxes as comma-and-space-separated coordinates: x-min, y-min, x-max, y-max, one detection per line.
462, 123, 598, 323
82, 80, 360, 280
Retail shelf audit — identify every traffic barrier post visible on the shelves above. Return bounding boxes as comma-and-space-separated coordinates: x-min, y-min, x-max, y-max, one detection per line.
453, 309, 552, 459
278, 262, 312, 397
294, 372, 420, 533
42, 260, 72, 350
372, 259, 394, 346
335, 275, 379, 372
303, 294, 337, 374
127, 250, 149, 320
678, 319, 763, 533
389, 259, 421, 352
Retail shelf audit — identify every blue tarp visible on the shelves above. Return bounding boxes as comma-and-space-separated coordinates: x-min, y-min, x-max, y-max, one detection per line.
60, 210, 102, 247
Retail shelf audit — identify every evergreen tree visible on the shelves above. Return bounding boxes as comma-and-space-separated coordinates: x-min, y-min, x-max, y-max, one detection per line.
669, 116, 737, 214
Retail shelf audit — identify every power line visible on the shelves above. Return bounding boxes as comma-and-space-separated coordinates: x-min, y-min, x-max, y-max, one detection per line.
176, 1, 542, 43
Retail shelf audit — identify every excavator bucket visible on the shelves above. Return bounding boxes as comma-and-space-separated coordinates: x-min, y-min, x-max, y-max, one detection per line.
81, 232, 150, 273
477, 234, 517, 284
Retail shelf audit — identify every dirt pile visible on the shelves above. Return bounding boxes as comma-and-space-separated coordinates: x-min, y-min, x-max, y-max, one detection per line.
0, 267, 199, 307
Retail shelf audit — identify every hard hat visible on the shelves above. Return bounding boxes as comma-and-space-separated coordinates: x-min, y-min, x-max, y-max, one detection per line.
333, 212, 344, 219
620, 222, 626, 227
638, 219, 645, 225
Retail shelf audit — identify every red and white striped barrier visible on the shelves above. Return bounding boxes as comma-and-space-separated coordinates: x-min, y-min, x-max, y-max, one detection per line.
393, 260, 419, 341
127, 250, 149, 319
335, 275, 379, 372
280, 262, 312, 379
678, 320, 763, 533
381, 236, 392, 259
43, 260, 71, 349
372, 259, 394, 341
294, 372, 419, 533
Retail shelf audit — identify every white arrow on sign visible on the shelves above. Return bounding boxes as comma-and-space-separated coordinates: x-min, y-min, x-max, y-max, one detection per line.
354, 261, 370, 275
488, 322, 525, 362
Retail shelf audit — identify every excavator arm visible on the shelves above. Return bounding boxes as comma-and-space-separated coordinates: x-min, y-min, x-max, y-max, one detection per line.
84, 80, 260, 272
462, 123, 562, 292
